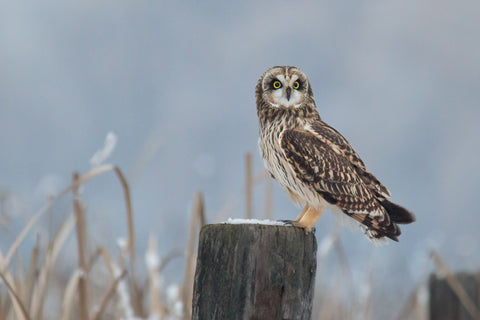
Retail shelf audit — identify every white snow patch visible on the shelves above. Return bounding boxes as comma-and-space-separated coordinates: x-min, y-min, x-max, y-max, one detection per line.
166, 284, 180, 303
90, 132, 117, 168
173, 301, 183, 317
145, 251, 160, 269
224, 218, 288, 226
113, 263, 134, 319
117, 237, 128, 251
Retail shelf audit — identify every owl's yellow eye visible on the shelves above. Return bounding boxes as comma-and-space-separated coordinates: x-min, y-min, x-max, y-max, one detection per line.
272, 80, 282, 89
293, 81, 300, 90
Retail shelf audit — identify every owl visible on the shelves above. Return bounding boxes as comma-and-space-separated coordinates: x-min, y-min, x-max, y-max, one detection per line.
256, 66, 415, 241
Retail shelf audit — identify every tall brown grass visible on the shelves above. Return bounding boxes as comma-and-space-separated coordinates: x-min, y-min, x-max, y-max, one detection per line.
0, 154, 473, 320
0, 164, 202, 319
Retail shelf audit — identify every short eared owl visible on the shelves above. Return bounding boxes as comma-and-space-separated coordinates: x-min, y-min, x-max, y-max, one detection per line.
256, 66, 415, 241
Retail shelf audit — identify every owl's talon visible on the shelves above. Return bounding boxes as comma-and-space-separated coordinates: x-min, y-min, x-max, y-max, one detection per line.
291, 221, 315, 234
305, 226, 316, 234
279, 220, 314, 233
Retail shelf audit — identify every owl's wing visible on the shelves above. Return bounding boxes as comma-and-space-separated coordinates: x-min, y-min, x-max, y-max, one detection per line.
309, 121, 391, 198
280, 127, 400, 241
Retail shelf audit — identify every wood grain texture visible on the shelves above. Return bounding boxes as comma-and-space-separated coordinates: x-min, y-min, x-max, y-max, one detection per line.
192, 224, 317, 320
429, 272, 480, 320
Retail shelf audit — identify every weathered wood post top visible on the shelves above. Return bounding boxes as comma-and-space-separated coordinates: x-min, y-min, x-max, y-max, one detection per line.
192, 220, 317, 320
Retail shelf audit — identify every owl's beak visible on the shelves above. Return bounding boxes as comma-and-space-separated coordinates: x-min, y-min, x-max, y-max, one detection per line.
286, 87, 291, 101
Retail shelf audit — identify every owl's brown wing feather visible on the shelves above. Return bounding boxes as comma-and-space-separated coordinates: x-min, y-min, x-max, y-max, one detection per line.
309, 121, 391, 198
281, 127, 401, 241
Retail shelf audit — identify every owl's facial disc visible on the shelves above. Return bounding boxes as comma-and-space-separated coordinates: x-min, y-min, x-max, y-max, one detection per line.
264, 73, 306, 108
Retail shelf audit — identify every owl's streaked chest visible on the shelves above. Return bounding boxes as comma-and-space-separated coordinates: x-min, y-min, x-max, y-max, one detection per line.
258, 122, 283, 169
258, 121, 306, 204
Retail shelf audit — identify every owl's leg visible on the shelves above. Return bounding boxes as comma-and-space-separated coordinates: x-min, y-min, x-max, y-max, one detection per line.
294, 205, 309, 222
293, 206, 325, 233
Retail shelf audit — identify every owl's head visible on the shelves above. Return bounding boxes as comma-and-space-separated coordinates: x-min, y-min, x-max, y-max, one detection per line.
256, 66, 314, 110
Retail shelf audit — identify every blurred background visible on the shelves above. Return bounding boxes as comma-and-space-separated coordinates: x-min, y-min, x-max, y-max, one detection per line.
1, 0, 479, 319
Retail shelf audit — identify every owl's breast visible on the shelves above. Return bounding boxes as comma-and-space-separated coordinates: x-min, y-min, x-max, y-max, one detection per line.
258, 123, 284, 175
258, 123, 308, 206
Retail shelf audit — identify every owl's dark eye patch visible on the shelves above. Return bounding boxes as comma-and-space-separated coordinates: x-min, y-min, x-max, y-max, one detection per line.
271, 79, 282, 90
293, 80, 303, 90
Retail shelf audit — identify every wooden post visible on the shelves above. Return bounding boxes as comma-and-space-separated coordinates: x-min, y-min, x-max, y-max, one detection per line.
429, 272, 480, 320
192, 223, 317, 320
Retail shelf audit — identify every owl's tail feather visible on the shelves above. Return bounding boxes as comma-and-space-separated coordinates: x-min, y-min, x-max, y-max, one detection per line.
350, 213, 401, 242
347, 200, 415, 242
380, 200, 416, 224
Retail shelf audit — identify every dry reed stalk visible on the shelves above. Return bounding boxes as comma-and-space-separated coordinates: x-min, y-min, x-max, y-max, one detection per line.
0, 251, 4, 272
396, 284, 422, 320
245, 153, 253, 219
1, 296, 12, 320
0, 165, 115, 320
431, 250, 480, 320
0, 271, 30, 320
182, 192, 205, 320
112, 262, 135, 319
0, 165, 115, 276
47, 196, 53, 237
57, 164, 114, 199
318, 293, 341, 320
1, 207, 44, 273
60, 270, 83, 320
29, 214, 75, 318
72, 172, 90, 320
264, 173, 273, 220
91, 269, 128, 320
15, 252, 26, 309
0, 297, 4, 320
25, 243, 39, 312
146, 235, 167, 319
86, 247, 102, 274
99, 246, 115, 277
113, 167, 135, 262
113, 166, 143, 317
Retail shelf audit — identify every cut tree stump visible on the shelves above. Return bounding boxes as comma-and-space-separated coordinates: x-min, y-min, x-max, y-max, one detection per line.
192, 223, 317, 320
